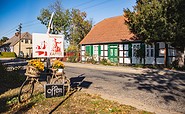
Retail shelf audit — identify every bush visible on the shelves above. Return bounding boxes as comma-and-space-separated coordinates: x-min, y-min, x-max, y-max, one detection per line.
0, 52, 17, 58
66, 45, 78, 53
172, 60, 185, 71
67, 56, 78, 63
0, 62, 7, 74
66, 45, 79, 63
86, 57, 97, 64
100, 58, 113, 66
0, 62, 25, 88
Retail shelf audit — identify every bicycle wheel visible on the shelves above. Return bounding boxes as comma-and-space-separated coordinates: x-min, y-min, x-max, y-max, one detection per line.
54, 76, 70, 94
18, 78, 34, 103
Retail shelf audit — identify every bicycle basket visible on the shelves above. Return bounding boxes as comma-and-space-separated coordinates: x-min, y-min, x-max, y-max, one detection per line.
25, 65, 40, 77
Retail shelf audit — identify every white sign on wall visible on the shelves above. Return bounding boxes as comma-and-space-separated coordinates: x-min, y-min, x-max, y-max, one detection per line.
32, 33, 64, 57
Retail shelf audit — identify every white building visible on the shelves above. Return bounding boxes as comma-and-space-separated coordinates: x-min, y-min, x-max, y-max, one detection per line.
80, 16, 176, 66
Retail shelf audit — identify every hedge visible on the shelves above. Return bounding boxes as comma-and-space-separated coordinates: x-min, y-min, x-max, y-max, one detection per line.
0, 52, 17, 58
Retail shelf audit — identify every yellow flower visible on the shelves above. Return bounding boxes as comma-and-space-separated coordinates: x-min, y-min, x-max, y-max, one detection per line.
52, 60, 65, 69
28, 59, 44, 71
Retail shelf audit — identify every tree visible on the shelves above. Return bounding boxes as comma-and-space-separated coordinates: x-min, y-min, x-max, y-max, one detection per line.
124, 0, 185, 67
37, 0, 92, 48
70, 9, 92, 46
37, 0, 70, 35
0, 37, 9, 46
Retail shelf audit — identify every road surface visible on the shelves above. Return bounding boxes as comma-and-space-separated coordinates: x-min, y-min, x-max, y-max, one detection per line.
64, 62, 185, 114
1, 58, 184, 114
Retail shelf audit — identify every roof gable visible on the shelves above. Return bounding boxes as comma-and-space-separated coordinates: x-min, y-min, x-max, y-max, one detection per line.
3, 32, 32, 46
80, 16, 136, 44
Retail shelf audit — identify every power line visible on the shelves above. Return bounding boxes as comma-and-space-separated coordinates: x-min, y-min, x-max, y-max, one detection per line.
22, 21, 40, 28
0, 25, 18, 38
81, 0, 112, 10
22, 19, 38, 25
72, 0, 95, 8
0, 20, 39, 38
1, 0, 113, 38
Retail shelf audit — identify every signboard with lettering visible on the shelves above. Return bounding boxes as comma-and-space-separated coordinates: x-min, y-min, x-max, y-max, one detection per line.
44, 84, 64, 98
32, 33, 64, 57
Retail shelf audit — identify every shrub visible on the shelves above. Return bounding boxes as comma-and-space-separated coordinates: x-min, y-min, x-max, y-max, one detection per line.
66, 45, 78, 53
172, 60, 185, 71
0, 52, 17, 58
67, 56, 78, 63
0, 62, 7, 74
66, 45, 79, 63
100, 58, 113, 66
0, 62, 25, 88
86, 57, 97, 64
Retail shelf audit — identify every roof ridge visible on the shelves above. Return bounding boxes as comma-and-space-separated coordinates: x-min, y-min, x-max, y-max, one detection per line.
80, 15, 134, 44
3, 32, 32, 46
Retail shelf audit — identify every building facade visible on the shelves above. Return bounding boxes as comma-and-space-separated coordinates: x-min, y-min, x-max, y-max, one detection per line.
0, 32, 32, 57
80, 16, 176, 65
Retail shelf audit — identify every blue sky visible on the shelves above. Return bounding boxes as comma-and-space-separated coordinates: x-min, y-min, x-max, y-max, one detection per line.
0, 0, 136, 39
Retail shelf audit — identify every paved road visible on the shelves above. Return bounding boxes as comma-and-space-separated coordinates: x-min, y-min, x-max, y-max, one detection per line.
64, 62, 185, 114
1, 58, 184, 114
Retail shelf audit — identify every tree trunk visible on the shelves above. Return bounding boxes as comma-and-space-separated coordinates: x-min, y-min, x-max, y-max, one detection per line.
176, 48, 185, 67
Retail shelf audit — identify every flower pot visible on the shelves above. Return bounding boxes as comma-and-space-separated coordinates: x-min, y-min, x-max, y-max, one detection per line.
58, 69, 63, 72
56, 68, 64, 76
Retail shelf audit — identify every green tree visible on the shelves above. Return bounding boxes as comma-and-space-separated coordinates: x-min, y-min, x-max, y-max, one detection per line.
70, 9, 92, 46
37, 0, 70, 35
0, 37, 9, 46
37, 0, 92, 47
124, 0, 185, 67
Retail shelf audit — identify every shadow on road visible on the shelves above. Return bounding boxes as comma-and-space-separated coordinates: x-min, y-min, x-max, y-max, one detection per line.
102, 69, 185, 103
136, 69, 185, 102
70, 73, 92, 90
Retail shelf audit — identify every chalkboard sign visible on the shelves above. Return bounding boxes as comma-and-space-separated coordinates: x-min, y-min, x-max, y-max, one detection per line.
44, 84, 64, 98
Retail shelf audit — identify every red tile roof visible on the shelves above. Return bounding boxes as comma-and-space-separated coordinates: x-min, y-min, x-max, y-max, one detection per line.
80, 16, 136, 45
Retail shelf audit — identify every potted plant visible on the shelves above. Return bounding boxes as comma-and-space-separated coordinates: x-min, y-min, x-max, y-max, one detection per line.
52, 60, 65, 75
26, 59, 44, 76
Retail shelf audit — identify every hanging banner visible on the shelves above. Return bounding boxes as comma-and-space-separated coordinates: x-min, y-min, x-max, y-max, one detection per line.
32, 33, 64, 57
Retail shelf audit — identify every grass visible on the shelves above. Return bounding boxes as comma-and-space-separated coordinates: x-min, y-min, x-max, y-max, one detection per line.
0, 87, 154, 114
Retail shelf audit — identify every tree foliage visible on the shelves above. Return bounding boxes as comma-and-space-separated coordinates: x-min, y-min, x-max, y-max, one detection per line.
124, 0, 185, 49
70, 9, 92, 46
37, 0, 92, 47
0, 37, 9, 46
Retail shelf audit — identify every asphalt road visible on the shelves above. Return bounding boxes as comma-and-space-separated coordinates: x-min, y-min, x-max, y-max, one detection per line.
1, 58, 184, 114
64, 62, 185, 114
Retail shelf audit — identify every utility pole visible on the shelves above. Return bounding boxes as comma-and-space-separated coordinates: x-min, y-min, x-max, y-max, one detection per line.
16, 23, 22, 57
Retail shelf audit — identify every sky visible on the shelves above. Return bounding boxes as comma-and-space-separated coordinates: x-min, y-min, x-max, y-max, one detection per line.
0, 0, 136, 39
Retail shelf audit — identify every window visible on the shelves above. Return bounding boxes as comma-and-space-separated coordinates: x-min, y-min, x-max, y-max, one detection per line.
25, 39, 28, 43
146, 44, 154, 57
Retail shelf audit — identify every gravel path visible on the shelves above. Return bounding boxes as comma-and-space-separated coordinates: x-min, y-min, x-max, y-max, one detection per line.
64, 62, 185, 114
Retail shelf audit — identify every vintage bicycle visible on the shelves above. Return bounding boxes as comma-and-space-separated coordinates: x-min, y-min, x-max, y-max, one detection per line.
18, 65, 70, 103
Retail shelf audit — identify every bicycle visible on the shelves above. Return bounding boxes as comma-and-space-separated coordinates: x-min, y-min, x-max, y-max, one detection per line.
18, 66, 70, 103
47, 68, 70, 94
